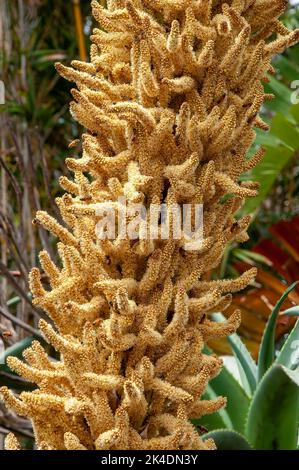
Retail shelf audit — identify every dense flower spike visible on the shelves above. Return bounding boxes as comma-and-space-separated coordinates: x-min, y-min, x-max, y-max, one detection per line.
1, 0, 298, 450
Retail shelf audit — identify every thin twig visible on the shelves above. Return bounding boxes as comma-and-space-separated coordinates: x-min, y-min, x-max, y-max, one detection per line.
0, 261, 34, 310
0, 212, 29, 274
0, 371, 33, 387
0, 306, 43, 339
0, 153, 23, 213
0, 425, 34, 439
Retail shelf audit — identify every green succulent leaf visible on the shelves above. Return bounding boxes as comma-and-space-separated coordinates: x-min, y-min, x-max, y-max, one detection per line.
212, 313, 257, 396
258, 282, 299, 381
207, 365, 250, 433
6, 296, 21, 308
245, 364, 299, 450
0, 371, 35, 391
0, 336, 35, 375
231, 248, 271, 266
276, 319, 299, 370
283, 306, 299, 316
0, 336, 37, 391
194, 372, 251, 434
203, 429, 252, 450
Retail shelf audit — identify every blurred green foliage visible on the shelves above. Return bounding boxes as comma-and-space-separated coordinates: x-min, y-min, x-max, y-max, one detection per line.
240, 6, 299, 222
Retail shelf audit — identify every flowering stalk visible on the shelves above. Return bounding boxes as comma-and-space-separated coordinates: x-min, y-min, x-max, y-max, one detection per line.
1, 0, 299, 450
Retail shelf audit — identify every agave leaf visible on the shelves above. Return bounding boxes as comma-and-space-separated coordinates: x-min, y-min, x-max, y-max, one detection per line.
276, 319, 299, 370
245, 364, 299, 450
0, 336, 35, 375
212, 313, 257, 396
258, 282, 298, 381
208, 365, 250, 433
203, 429, 252, 450
194, 346, 234, 431
0, 371, 35, 391
6, 296, 21, 308
283, 306, 299, 316
0, 337, 39, 391
201, 343, 250, 432
232, 248, 271, 266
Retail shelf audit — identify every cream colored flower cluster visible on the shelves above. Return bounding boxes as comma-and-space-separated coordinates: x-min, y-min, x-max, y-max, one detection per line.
1, 0, 298, 450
